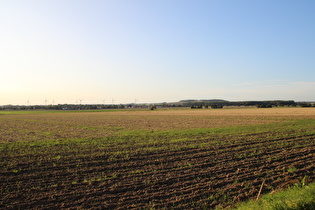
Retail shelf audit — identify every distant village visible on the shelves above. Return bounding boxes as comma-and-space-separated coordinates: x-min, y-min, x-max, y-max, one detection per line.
1, 99, 314, 111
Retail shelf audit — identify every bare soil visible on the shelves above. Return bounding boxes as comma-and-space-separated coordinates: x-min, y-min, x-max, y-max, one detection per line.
1, 108, 315, 209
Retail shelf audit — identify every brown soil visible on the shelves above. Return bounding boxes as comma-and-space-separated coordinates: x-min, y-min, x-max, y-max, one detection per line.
1, 108, 315, 209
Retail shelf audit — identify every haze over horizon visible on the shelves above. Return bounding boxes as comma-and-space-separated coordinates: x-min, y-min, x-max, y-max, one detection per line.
1, 0, 315, 105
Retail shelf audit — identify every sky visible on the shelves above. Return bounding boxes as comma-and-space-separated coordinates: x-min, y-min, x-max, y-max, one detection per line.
1, 0, 315, 105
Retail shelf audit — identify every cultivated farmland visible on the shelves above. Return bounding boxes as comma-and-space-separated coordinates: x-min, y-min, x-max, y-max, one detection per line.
1, 108, 315, 209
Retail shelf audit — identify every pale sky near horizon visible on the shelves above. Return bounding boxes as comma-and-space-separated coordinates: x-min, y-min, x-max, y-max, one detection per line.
1, 0, 315, 105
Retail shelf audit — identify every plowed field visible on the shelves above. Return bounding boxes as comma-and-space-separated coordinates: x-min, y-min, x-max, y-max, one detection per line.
1, 108, 315, 209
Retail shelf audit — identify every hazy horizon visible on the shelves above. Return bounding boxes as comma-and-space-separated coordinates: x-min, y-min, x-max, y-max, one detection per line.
1, 0, 315, 105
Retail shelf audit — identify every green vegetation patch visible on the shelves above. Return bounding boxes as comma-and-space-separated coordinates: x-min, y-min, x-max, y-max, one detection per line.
234, 182, 315, 210
1, 118, 315, 152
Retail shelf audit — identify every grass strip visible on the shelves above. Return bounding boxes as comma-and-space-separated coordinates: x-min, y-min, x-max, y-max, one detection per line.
233, 182, 315, 210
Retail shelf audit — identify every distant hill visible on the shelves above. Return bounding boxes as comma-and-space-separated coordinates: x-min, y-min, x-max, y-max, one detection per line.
179, 99, 228, 103
177, 99, 298, 108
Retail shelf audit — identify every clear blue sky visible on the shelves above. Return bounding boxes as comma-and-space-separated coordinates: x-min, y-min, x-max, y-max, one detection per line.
1, 0, 315, 105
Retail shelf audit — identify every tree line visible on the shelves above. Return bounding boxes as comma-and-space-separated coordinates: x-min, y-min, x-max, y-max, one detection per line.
1, 100, 314, 110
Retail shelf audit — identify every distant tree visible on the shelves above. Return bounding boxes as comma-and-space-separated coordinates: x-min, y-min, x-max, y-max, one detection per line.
256, 104, 272, 108
300, 103, 312, 107
149, 105, 157, 110
211, 105, 223, 109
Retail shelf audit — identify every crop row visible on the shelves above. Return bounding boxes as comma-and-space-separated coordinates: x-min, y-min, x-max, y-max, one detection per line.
1, 130, 315, 209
